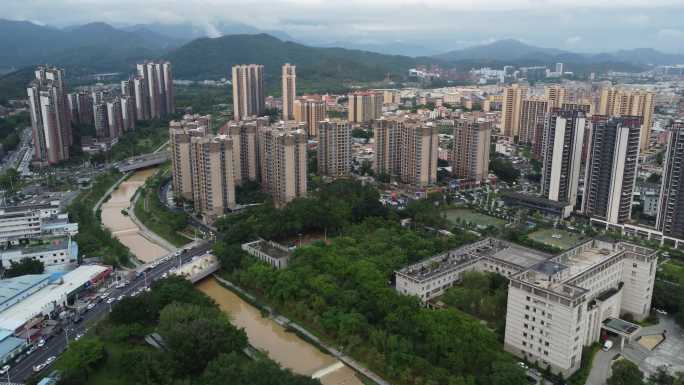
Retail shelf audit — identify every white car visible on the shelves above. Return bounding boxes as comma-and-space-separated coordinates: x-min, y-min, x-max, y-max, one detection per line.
101, 292, 110, 299
517, 362, 529, 370
106, 298, 115, 304
37, 339, 46, 348
33, 363, 45, 372
0, 365, 9, 375
45, 356, 56, 365
26, 345, 37, 355
117, 295, 124, 301
655, 308, 668, 315
75, 333, 84, 341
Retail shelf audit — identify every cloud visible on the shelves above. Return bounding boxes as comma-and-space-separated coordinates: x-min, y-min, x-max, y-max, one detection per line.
657, 28, 684, 38
204, 22, 222, 38
565, 36, 582, 46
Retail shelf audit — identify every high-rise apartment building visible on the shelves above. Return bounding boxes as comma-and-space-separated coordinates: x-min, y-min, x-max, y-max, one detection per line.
222, 118, 268, 184
348, 92, 382, 123
657, 121, 684, 239
582, 116, 642, 224
317, 120, 352, 178
258, 124, 308, 206
519, 98, 548, 145
135, 61, 175, 120
373, 116, 439, 186
293, 99, 327, 137
281, 63, 296, 121
106, 99, 123, 139
27, 66, 72, 165
501, 84, 528, 139
544, 85, 566, 110
170, 115, 210, 201
232, 64, 265, 121
598, 87, 655, 151
555, 62, 564, 74
450, 118, 491, 183
121, 96, 136, 131
540, 110, 586, 211
190, 135, 236, 222
93, 102, 108, 139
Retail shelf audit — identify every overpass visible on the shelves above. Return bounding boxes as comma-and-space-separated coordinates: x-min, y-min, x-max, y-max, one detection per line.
170, 253, 220, 283
116, 151, 169, 173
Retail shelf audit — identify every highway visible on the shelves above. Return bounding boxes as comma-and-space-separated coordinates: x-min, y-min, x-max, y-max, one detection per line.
4, 240, 214, 384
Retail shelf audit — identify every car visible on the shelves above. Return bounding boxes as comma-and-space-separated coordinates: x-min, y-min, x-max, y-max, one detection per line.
33, 363, 45, 372
86, 303, 95, 311
161, 272, 168, 279
26, 345, 37, 355
655, 308, 668, 315
101, 292, 110, 299
37, 339, 46, 347
117, 295, 124, 301
0, 365, 10, 375
75, 333, 84, 341
45, 356, 56, 365
517, 362, 529, 370
106, 297, 115, 304
603, 340, 614, 351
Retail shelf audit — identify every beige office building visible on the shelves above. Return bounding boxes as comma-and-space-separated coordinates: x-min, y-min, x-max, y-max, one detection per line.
169, 115, 210, 201
294, 99, 327, 137
281, 63, 296, 121
544, 85, 567, 110
232, 64, 265, 121
451, 118, 491, 183
373, 116, 438, 186
348, 92, 383, 123
318, 120, 352, 178
222, 117, 268, 185
598, 87, 655, 151
259, 124, 308, 207
190, 135, 236, 222
519, 98, 549, 145
501, 84, 528, 139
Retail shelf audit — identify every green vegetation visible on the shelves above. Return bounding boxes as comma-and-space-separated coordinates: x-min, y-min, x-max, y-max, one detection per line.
0, 67, 35, 103
653, 259, 684, 328
88, 119, 170, 164
214, 179, 528, 385
444, 208, 507, 228
490, 155, 520, 184
567, 344, 601, 385
53, 276, 317, 385
527, 228, 586, 250
0, 112, 28, 151
67, 170, 131, 266
134, 168, 190, 247
3, 257, 44, 278
607, 360, 644, 385
0, 168, 21, 195
175, 84, 231, 116
442, 272, 509, 339
502, 228, 563, 254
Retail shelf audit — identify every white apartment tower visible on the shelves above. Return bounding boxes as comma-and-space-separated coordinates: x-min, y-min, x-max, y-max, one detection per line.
281, 63, 296, 121
317, 120, 352, 178
232, 64, 265, 121
258, 124, 308, 206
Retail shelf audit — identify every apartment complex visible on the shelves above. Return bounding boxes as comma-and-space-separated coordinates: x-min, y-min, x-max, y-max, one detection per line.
544, 85, 567, 110
258, 124, 308, 206
657, 121, 684, 239
317, 120, 352, 178
169, 115, 210, 201
189, 135, 236, 222
232, 64, 265, 121
27, 66, 72, 165
348, 92, 382, 123
395, 238, 657, 377
136, 61, 175, 119
519, 98, 548, 145
501, 84, 528, 139
294, 99, 327, 137
221, 118, 268, 185
582, 116, 642, 224
373, 116, 439, 187
450, 118, 491, 183
598, 87, 655, 151
281, 63, 296, 121
540, 110, 586, 212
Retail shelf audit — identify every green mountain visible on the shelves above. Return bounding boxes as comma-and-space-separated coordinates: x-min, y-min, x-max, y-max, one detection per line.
166, 33, 429, 90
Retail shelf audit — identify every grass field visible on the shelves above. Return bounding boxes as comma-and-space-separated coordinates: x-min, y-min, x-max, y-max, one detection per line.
444, 208, 507, 228
528, 228, 586, 250
659, 259, 684, 285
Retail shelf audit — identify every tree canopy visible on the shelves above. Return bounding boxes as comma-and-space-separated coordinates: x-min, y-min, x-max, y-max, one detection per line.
4, 257, 44, 278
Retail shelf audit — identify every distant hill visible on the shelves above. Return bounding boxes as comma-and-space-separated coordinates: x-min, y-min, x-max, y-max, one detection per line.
435, 39, 684, 68
166, 33, 428, 89
121, 22, 295, 45
0, 18, 177, 71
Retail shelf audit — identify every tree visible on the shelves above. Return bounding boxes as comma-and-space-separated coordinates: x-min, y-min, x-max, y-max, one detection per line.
56, 338, 107, 385
110, 295, 159, 325
157, 303, 248, 376
607, 360, 644, 385
490, 158, 520, 184
201, 353, 321, 385
4, 257, 44, 278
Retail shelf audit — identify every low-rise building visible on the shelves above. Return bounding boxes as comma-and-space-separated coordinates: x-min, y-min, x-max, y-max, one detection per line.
242, 239, 293, 269
0, 236, 78, 272
0, 200, 78, 246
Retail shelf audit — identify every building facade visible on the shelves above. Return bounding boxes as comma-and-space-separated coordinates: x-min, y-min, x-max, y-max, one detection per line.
450, 118, 491, 183
657, 121, 684, 239
348, 92, 382, 123
258, 124, 308, 206
582, 116, 642, 224
169, 115, 210, 201
294, 99, 327, 137
520, 98, 548, 145
317, 120, 352, 178
232, 64, 265, 121
222, 118, 267, 185
501, 84, 527, 140
281, 63, 296, 121
598, 87, 655, 151
190, 135, 237, 222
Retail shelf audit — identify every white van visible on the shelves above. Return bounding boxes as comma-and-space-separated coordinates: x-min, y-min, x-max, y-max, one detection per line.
602, 340, 614, 351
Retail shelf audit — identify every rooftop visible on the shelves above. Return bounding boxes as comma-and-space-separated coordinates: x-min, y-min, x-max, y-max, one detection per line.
248, 240, 292, 260
0, 274, 52, 309
2, 236, 71, 254
0, 329, 24, 359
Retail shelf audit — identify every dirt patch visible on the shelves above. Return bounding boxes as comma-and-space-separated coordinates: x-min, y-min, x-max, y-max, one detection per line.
638, 334, 665, 351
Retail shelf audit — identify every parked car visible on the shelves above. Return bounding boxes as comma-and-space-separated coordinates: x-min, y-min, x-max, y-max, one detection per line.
517, 362, 529, 370
33, 363, 45, 372
106, 297, 115, 304
37, 339, 46, 348
86, 303, 95, 311
603, 340, 614, 351
45, 356, 56, 365
655, 308, 668, 315
0, 365, 10, 375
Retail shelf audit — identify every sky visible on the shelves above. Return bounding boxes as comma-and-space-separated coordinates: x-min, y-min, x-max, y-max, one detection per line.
4, 0, 684, 54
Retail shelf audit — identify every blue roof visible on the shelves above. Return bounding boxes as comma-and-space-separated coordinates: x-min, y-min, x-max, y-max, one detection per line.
0, 329, 25, 360
0, 274, 51, 310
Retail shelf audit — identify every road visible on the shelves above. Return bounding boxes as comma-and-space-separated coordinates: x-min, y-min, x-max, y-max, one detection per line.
0, 127, 31, 174
4, 240, 214, 384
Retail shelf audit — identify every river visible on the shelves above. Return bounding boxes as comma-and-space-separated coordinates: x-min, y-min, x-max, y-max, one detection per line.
100, 168, 364, 385
197, 278, 364, 385
100, 168, 168, 263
